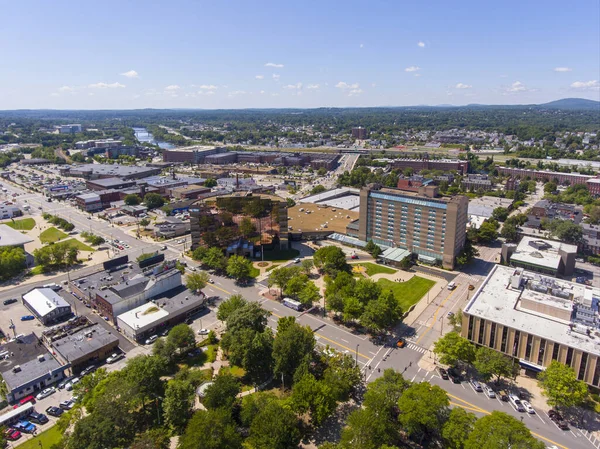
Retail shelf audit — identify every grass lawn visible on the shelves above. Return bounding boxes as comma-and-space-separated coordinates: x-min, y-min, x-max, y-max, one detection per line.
377, 276, 435, 311
18, 425, 62, 449
249, 265, 260, 278
261, 248, 300, 262
39, 226, 68, 243
61, 238, 95, 252
220, 365, 246, 378
265, 263, 280, 272
30, 266, 44, 275
4, 217, 36, 231
204, 344, 218, 363
358, 262, 397, 276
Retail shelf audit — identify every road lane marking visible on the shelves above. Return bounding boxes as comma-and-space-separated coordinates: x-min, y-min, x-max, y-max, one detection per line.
341, 338, 349, 343
415, 287, 458, 346
449, 401, 487, 414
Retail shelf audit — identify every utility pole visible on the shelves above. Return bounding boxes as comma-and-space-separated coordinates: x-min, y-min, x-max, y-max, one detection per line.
355, 344, 360, 367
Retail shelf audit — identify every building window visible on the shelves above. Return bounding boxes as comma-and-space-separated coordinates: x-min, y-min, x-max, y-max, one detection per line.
524, 334, 533, 361
489, 323, 497, 349
500, 326, 508, 353
566, 347, 574, 367
467, 315, 474, 340
512, 331, 520, 357
579, 353, 588, 381
552, 343, 560, 361
537, 339, 546, 366
478, 319, 486, 345
593, 360, 600, 386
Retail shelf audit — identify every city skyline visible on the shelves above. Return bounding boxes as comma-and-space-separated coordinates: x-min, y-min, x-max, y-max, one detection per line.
1, 0, 598, 109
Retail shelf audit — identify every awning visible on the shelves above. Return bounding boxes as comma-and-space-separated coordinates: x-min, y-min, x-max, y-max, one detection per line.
518, 359, 545, 373
380, 247, 411, 263
418, 254, 438, 264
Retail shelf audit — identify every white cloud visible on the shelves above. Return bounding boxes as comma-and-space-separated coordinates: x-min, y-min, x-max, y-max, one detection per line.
255, 75, 264, 80
455, 83, 472, 89
198, 84, 217, 90
554, 67, 572, 72
306, 84, 320, 90
335, 81, 360, 89
260, 90, 265, 94
58, 85, 75, 92
283, 83, 303, 90
414, 73, 422, 77
417, 41, 425, 48
371, 83, 377, 88
88, 82, 125, 89
50, 93, 59, 97
271, 93, 280, 97
348, 89, 363, 96
359, 43, 364, 48
265, 62, 284, 68
405, 66, 420, 72
228, 90, 246, 96
571, 80, 599, 90
88, 93, 95, 96
198, 90, 216, 96
272, 74, 280, 81
120, 70, 139, 78
506, 81, 527, 93
165, 85, 180, 91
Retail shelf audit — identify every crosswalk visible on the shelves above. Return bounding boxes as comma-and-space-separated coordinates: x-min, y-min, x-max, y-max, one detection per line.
406, 342, 427, 354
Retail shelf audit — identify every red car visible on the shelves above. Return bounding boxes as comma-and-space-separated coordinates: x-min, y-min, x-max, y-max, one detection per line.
351, 254, 359, 259
4, 428, 22, 441
13, 395, 36, 409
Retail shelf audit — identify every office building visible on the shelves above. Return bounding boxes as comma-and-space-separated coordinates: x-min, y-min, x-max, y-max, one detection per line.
391, 158, 469, 175
463, 265, 600, 387
58, 124, 82, 134
352, 127, 367, 140
357, 184, 468, 269
501, 236, 577, 277
497, 166, 596, 186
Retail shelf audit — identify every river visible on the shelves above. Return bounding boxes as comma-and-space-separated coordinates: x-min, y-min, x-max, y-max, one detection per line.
133, 127, 175, 150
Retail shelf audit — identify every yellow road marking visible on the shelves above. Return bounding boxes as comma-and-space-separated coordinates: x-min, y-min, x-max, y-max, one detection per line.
530, 432, 569, 449
415, 287, 458, 346
449, 402, 489, 414
206, 282, 371, 360
447, 393, 489, 414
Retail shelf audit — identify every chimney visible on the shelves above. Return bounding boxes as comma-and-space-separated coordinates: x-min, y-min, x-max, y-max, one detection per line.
236, 174, 239, 189
140, 184, 147, 198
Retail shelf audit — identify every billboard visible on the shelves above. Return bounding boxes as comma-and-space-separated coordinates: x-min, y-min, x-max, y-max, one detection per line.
103, 255, 129, 271
138, 253, 165, 269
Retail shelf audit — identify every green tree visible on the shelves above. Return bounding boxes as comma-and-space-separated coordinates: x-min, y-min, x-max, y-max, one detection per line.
270, 266, 300, 298
397, 382, 450, 443
311, 184, 326, 195
167, 324, 196, 354
247, 401, 301, 449
500, 222, 519, 242
203, 373, 240, 410
477, 221, 498, 243
544, 181, 557, 194
447, 309, 463, 332
179, 408, 242, 449
273, 319, 315, 382
323, 353, 362, 402
163, 379, 194, 432
442, 408, 477, 449
202, 246, 227, 272
240, 391, 278, 427
360, 290, 402, 331
124, 194, 141, 206
464, 411, 545, 449
226, 255, 252, 282
543, 219, 584, 244
339, 408, 393, 449
313, 245, 351, 275
538, 360, 589, 409
317, 167, 328, 176
139, 218, 150, 229
144, 193, 165, 209
203, 178, 217, 188
300, 258, 314, 276
456, 238, 479, 267
216, 294, 248, 322
491, 207, 509, 222
290, 373, 337, 425
185, 271, 209, 293
284, 273, 309, 298
239, 217, 256, 237
474, 346, 518, 384
433, 331, 476, 367
131, 428, 170, 449
364, 369, 408, 421
298, 281, 321, 306
399, 255, 412, 270
0, 247, 26, 280
343, 296, 363, 321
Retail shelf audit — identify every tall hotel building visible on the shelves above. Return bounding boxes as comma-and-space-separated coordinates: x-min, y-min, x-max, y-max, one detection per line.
358, 184, 468, 269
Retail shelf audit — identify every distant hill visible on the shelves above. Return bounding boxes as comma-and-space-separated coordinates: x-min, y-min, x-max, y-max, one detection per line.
538, 98, 600, 110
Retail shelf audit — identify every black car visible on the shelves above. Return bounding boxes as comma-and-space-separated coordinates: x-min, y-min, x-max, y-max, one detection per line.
437, 367, 449, 380
3, 298, 17, 306
447, 368, 461, 383
28, 412, 48, 424
45, 406, 63, 417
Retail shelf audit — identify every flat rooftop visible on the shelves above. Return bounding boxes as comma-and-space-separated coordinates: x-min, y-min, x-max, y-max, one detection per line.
465, 265, 600, 358
23, 288, 71, 318
52, 324, 119, 362
288, 204, 358, 234
70, 164, 159, 178
511, 236, 578, 270
0, 224, 34, 247
299, 187, 360, 204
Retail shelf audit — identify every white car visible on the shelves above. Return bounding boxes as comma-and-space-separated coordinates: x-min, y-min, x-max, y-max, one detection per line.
482, 384, 496, 399
208, 279, 214, 284
106, 353, 124, 364
145, 335, 158, 345
65, 378, 80, 391
521, 400, 535, 414
36, 387, 56, 400
197, 329, 209, 335
294, 258, 301, 263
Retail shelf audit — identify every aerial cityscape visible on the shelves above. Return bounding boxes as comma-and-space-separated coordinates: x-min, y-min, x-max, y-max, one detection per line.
0, 1, 599, 449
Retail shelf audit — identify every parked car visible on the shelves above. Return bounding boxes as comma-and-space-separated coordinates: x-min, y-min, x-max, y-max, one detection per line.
65, 377, 80, 391
3, 298, 17, 305
549, 410, 569, 430
483, 384, 496, 398
437, 367, 449, 380
294, 258, 301, 263
469, 379, 483, 392
36, 387, 56, 400
197, 328, 209, 335
145, 335, 158, 345
59, 400, 74, 410
45, 406, 64, 417
20, 315, 35, 321
13, 395, 36, 408
447, 368, 461, 383
4, 428, 22, 441
351, 254, 359, 259
447, 281, 457, 290
496, 389, 509, 401
14, 420, 36, 433
509, 394, 525, 412
521, 400, 535, 414
107, 353, 124, 364
58, 377, 73, 390
28, 411, 49, 424
80, 365, 96, 377
208, 278, 214, 283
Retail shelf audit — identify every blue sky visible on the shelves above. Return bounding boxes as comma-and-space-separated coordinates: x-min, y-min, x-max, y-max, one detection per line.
1, 0, 599, 109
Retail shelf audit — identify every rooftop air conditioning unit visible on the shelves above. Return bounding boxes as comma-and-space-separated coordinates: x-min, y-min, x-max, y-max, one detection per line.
13, 365, 21, 373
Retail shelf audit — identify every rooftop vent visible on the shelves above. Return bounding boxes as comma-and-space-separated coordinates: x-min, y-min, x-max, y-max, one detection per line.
13, 365, 21, 373
37, 354, 45, 362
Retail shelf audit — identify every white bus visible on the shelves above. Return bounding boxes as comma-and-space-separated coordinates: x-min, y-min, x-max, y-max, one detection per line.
0, 403, 34, 427
283, 298, 303, 311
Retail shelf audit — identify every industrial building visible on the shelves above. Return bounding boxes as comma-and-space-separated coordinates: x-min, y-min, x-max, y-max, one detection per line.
60, 164, 162, 180
0, 224, 33, 249
357, 184, 468, 269
463, 265, 600, 387
391, 158, 469, 175
496, 166, 597, 187
501, 236, 577, 277
22, 288, 72, 325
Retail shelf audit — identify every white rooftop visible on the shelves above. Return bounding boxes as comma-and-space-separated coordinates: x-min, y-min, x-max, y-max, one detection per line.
299, 187, 360, 204
117, 302, 169, 333
465, 265, 600, 358
0, 224, 34, 247
23, 288, 70, 318
511, 236, 578, 270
